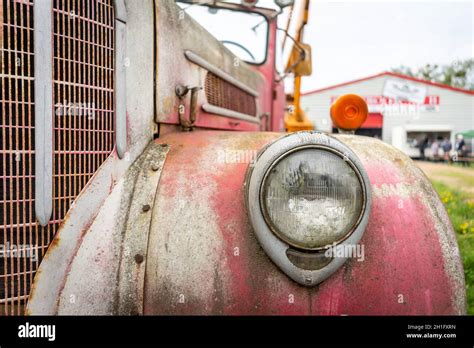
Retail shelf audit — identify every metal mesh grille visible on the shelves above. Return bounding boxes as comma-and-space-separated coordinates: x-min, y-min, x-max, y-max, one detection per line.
205, 72, 257, 116
0, 0, 115, 315
1, 0, 38, 316
51, 0, 115, 229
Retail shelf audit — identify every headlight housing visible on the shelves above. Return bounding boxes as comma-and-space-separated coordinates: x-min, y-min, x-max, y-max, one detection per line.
245, 131, 371, 286
261, 146, 365, 250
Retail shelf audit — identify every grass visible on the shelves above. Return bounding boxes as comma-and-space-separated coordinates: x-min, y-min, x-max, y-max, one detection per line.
432, 181, 474, 315
437, 166, 474, 186
435, 169, 474, 188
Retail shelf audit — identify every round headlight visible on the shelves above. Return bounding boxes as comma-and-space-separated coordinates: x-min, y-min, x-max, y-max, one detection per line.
245, 131, 371, 286
260, 146, 364, 250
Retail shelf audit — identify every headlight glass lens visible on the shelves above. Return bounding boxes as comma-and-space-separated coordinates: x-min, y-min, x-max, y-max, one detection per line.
261, 147, 364, 250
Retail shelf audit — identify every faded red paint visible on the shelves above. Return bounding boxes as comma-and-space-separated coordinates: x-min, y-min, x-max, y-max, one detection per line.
142, 131, 464, 315
211, 154, 310, 314
212, 143, 455, 314
307, 157, 456, 315
310, 195, 453, 315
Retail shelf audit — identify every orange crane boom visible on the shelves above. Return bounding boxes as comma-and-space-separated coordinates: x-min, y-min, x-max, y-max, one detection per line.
282, 0, 314, 132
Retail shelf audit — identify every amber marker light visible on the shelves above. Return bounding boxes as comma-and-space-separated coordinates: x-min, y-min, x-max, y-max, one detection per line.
330, 94, 368, 131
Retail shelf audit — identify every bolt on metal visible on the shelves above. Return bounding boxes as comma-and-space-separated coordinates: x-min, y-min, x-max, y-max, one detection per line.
134, 254, 144, 264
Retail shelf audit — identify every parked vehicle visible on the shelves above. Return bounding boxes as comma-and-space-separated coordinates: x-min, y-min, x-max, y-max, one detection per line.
0, 0, 465, 315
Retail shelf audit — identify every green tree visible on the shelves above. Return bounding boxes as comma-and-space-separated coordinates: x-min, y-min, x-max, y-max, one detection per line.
392, 59, 474, 90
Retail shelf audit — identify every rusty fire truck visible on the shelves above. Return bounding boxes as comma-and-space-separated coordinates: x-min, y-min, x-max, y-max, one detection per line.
0, 0, 465, 315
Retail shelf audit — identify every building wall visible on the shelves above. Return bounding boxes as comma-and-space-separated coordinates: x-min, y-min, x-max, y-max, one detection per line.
301, 75, 474, 146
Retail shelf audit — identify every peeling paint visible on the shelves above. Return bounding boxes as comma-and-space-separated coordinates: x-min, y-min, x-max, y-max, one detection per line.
142, 132, 465, 315
28, 131, 466, 315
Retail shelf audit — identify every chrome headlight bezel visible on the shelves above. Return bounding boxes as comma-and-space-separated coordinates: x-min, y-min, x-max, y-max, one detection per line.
245, 131, 372, 286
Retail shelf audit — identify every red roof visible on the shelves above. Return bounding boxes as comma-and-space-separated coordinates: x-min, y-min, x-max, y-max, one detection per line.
302, 71, 474, 96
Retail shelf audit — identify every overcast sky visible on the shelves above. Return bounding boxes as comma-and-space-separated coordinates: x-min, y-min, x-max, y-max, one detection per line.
298, 0, 473, 92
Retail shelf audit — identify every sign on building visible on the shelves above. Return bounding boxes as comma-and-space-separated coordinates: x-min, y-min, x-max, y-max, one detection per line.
382, 79, 427, 104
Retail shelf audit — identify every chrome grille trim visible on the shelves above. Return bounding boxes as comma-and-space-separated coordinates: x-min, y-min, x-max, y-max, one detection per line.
34, 0, 53, 226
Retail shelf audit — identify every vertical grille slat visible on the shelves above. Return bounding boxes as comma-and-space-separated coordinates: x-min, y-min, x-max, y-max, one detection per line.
204, 72, 257, 117
0, 0, 115, 315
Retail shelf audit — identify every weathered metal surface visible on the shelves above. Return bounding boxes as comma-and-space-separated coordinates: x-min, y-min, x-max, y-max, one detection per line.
25, 0, 156, 315
114, 0, 127, 22
204, 71, 258, 118
27, 142, 169, 315
142, 131, 465, 315
27, 130, 465, 315
1, 0, 119, 316
115, 19, 127, 158
202, 104, 261, 125
34, 0, 53, 226
325, 135, 466, 315
16, 0, 463, 316
116, 143, 170, 315
155, 0, 263, 131
185, 50, 259, 97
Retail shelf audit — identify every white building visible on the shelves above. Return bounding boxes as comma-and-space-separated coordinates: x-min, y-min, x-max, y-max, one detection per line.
301, 72, 474, 157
